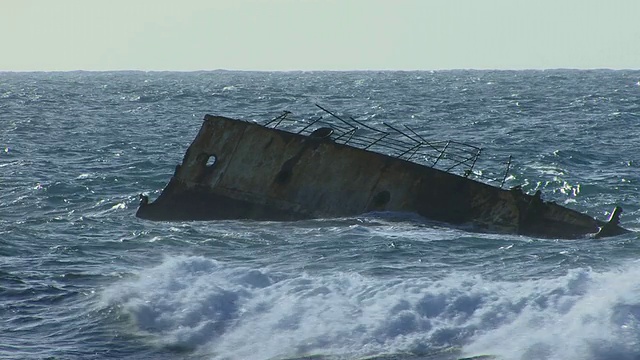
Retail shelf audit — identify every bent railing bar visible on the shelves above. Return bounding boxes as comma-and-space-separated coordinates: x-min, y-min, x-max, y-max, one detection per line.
264, 111, 291, 127
363, 133, 390, 150
403, 125, 442, 153
449, 140, 482, 151
440, 143, 480, 156
446, 144, 480, 153
500, 155, 513, 188
392, 124, 477, 164
398, 128, 481, 156
428, 140, 450, 147
356, 133, 402, 150
437, 152, 476, 165
347, 136, 411, 154
310, 118, 353, 132
334, 130, 401, 151
315, 104, 358, 132
360, 132, 422, 154
334, 127, 358, 143
382, 140, 423, 154
466, 148, 482, 177
357, 123, 422, 148
344, 128, 359, 145
327, 124, 353, 137
383, 136, 422, 150
314, 107, 464, 157
349, 116, 388, 135
405, 144, 423, 161
445, 156, 476, 173
383, 122, 422, 146
397, 143, 423, 159
432, 141, 451, 167
297, 116, 324, 134
274, 111, 293, 129
363, 138, 466, 165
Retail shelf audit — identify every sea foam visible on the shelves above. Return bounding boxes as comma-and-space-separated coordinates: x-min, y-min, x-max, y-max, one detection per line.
102, 256, 640, 360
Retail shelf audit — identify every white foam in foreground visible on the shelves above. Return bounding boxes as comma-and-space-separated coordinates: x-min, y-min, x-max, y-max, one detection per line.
102, 256, 640, 360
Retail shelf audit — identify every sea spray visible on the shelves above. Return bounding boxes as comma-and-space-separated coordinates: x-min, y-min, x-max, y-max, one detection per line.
102, 256, 640, 360
465, 261, 640, 360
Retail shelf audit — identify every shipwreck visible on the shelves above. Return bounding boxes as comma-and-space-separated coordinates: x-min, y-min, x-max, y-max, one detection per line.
136, 105, 629, 239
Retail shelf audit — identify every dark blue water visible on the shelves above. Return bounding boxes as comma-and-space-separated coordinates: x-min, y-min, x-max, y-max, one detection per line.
2, 70, 640, 360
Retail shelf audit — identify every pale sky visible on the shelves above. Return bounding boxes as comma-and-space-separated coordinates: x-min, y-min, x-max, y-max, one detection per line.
2, 0, 639, 71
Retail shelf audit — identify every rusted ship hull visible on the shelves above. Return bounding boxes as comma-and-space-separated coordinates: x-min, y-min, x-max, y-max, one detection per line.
137, 113, 629, 239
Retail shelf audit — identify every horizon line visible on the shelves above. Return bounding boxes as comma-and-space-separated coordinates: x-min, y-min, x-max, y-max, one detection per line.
2, 67, 640, 73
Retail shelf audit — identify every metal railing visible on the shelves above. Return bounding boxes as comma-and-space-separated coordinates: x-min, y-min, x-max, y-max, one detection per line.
262, 105, 513, 188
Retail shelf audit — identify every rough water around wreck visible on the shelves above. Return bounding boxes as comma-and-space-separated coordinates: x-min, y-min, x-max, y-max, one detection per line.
2, 70, 640, 360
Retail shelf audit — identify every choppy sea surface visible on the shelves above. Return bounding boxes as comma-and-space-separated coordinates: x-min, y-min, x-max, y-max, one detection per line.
2, 70, 640, 360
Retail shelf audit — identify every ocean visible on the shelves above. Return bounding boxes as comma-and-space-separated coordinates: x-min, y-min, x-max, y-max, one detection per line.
1, 70, 640, 360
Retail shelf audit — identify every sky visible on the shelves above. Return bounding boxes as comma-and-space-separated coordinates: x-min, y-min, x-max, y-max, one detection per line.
1, 0, 639, 71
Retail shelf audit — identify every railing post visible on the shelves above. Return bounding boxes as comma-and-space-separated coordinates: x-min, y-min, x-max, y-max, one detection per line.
500, 155, 513, 188
432, 141, 450, 167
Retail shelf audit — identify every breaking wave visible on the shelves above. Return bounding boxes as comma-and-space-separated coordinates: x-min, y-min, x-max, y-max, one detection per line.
102, 256, 640, 360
